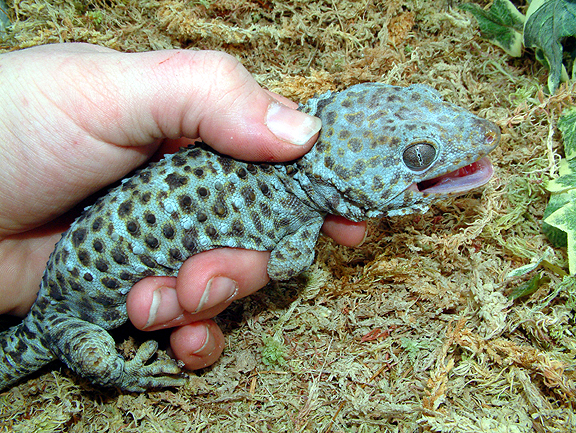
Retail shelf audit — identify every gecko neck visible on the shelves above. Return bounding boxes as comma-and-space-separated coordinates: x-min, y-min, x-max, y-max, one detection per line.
276, 147, 370, 222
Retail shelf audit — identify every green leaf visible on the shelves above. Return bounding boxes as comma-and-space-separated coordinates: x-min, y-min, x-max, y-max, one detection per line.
506, 247, 555, 278
544, 193, 576, 274
558, 106, 576, 159
546, 160, 576, 193
544, 107, 576, 252
524, 0, 576, 93
543, 191, 570, 247
460, 0, 525, 57
509, 273, 541, 300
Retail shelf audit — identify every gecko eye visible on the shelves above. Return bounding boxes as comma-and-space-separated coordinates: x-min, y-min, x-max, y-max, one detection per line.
402, 142, 436, 171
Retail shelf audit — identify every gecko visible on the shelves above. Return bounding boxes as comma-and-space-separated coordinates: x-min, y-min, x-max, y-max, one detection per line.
0, 83, 499, 391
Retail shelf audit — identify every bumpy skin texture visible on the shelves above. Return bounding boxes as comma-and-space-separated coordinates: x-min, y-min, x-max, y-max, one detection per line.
0, 83, 499, 391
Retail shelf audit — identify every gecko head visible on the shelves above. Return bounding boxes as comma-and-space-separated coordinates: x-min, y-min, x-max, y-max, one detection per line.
299, 82, 500, 219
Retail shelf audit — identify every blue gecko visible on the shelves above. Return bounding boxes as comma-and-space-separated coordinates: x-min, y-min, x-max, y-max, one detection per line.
0, 83, 499, 391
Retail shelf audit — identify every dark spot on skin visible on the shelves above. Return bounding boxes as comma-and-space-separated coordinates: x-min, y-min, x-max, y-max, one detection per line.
237, 168, 247, 178
213, 202, 227, 217
126, 221, 139, 235
246, 164, 257, 174
218, 156, 234, 174
344, 112, 365, 127
197, 187, 208, 198
112, 248, 127, 264
77, 249, 90, 266
141, 192, 151, 204
251, 211, 263, 234
206, 226, 217, 238
103, 309, 122, 323
193, 168, 204, 178
170, 248, 183, 261
139, 172, 151, 184
118, 201, 133, 218
182, 234, 197, 253
241, 186, 256, 205
69, 280, 81, 291
259, 183, 270, 196
162, 224, 175, 239
47, 282, 64, 301
95, 259, 108, 273
348, 137, 363, 153
119, 271, 134, 281
165, 173, 188, 189
324, 156, 335, 169
188, 147, 201, 157
121, 179, 136, 191
339, 130, 351, 139
231, 220, 244, 236
179, 195, 192, 211
101, 277, 120, 289
274, 217, 291, 230
172, 154, 187, 166
140, 255, 156, 268
197, 212, 207, 222
93, 240, 104, 253
286, 166, 297, 175
94, 294, 115, 307
83, 272, 93, 282
325, 111, 337, 126
145, 235, 159, 249
92, 217, 103, 232
145, 213, 156, 225
259, 202, 272, 218
71, 228, 87, 247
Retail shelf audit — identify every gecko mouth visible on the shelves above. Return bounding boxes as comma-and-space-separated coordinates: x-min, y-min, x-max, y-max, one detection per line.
414, 157, 494, 195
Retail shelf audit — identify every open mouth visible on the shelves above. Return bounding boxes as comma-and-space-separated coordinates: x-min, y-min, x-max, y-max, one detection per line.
414, 157, 494, 195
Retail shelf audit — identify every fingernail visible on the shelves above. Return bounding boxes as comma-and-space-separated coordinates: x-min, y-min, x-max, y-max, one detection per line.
195, 277, 239, 313
266, 102, 322, 146
143, 286, 184, 329
192, 324, 213, 355
355, 228, 369, 247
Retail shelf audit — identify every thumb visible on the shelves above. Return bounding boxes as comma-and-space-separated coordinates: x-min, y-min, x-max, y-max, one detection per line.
33, 44, 322, 161
0, 44, 321, 234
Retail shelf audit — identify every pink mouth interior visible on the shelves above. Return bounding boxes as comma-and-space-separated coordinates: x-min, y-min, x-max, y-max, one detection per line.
414, 157, 494, 195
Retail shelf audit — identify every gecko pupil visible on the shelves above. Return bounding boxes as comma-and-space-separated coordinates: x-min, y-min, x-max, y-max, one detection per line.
402, 142, 436, 171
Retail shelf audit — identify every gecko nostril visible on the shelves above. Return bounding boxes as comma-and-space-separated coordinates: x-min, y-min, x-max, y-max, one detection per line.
484, 125, 500, 146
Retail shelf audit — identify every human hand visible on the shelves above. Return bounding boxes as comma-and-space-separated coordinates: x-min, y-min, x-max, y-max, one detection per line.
0, 43, 366, 370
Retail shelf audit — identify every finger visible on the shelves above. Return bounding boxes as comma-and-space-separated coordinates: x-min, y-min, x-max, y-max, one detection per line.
170, 320, 225, 370
126, 248, 270, 331
174, 248, 270, 313
16, 44, 321, 160
322, 216, 367, 247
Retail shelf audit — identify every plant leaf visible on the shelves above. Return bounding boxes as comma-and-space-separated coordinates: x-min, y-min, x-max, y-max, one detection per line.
509, 273, 541, 300
524, 0, 576, 93
506, 247, 554, 278
460, 0, 525, 57
543, 191, 570, 247
544, 192, 576, 274
546, 159, 576, 193
558, 106, 576, 159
